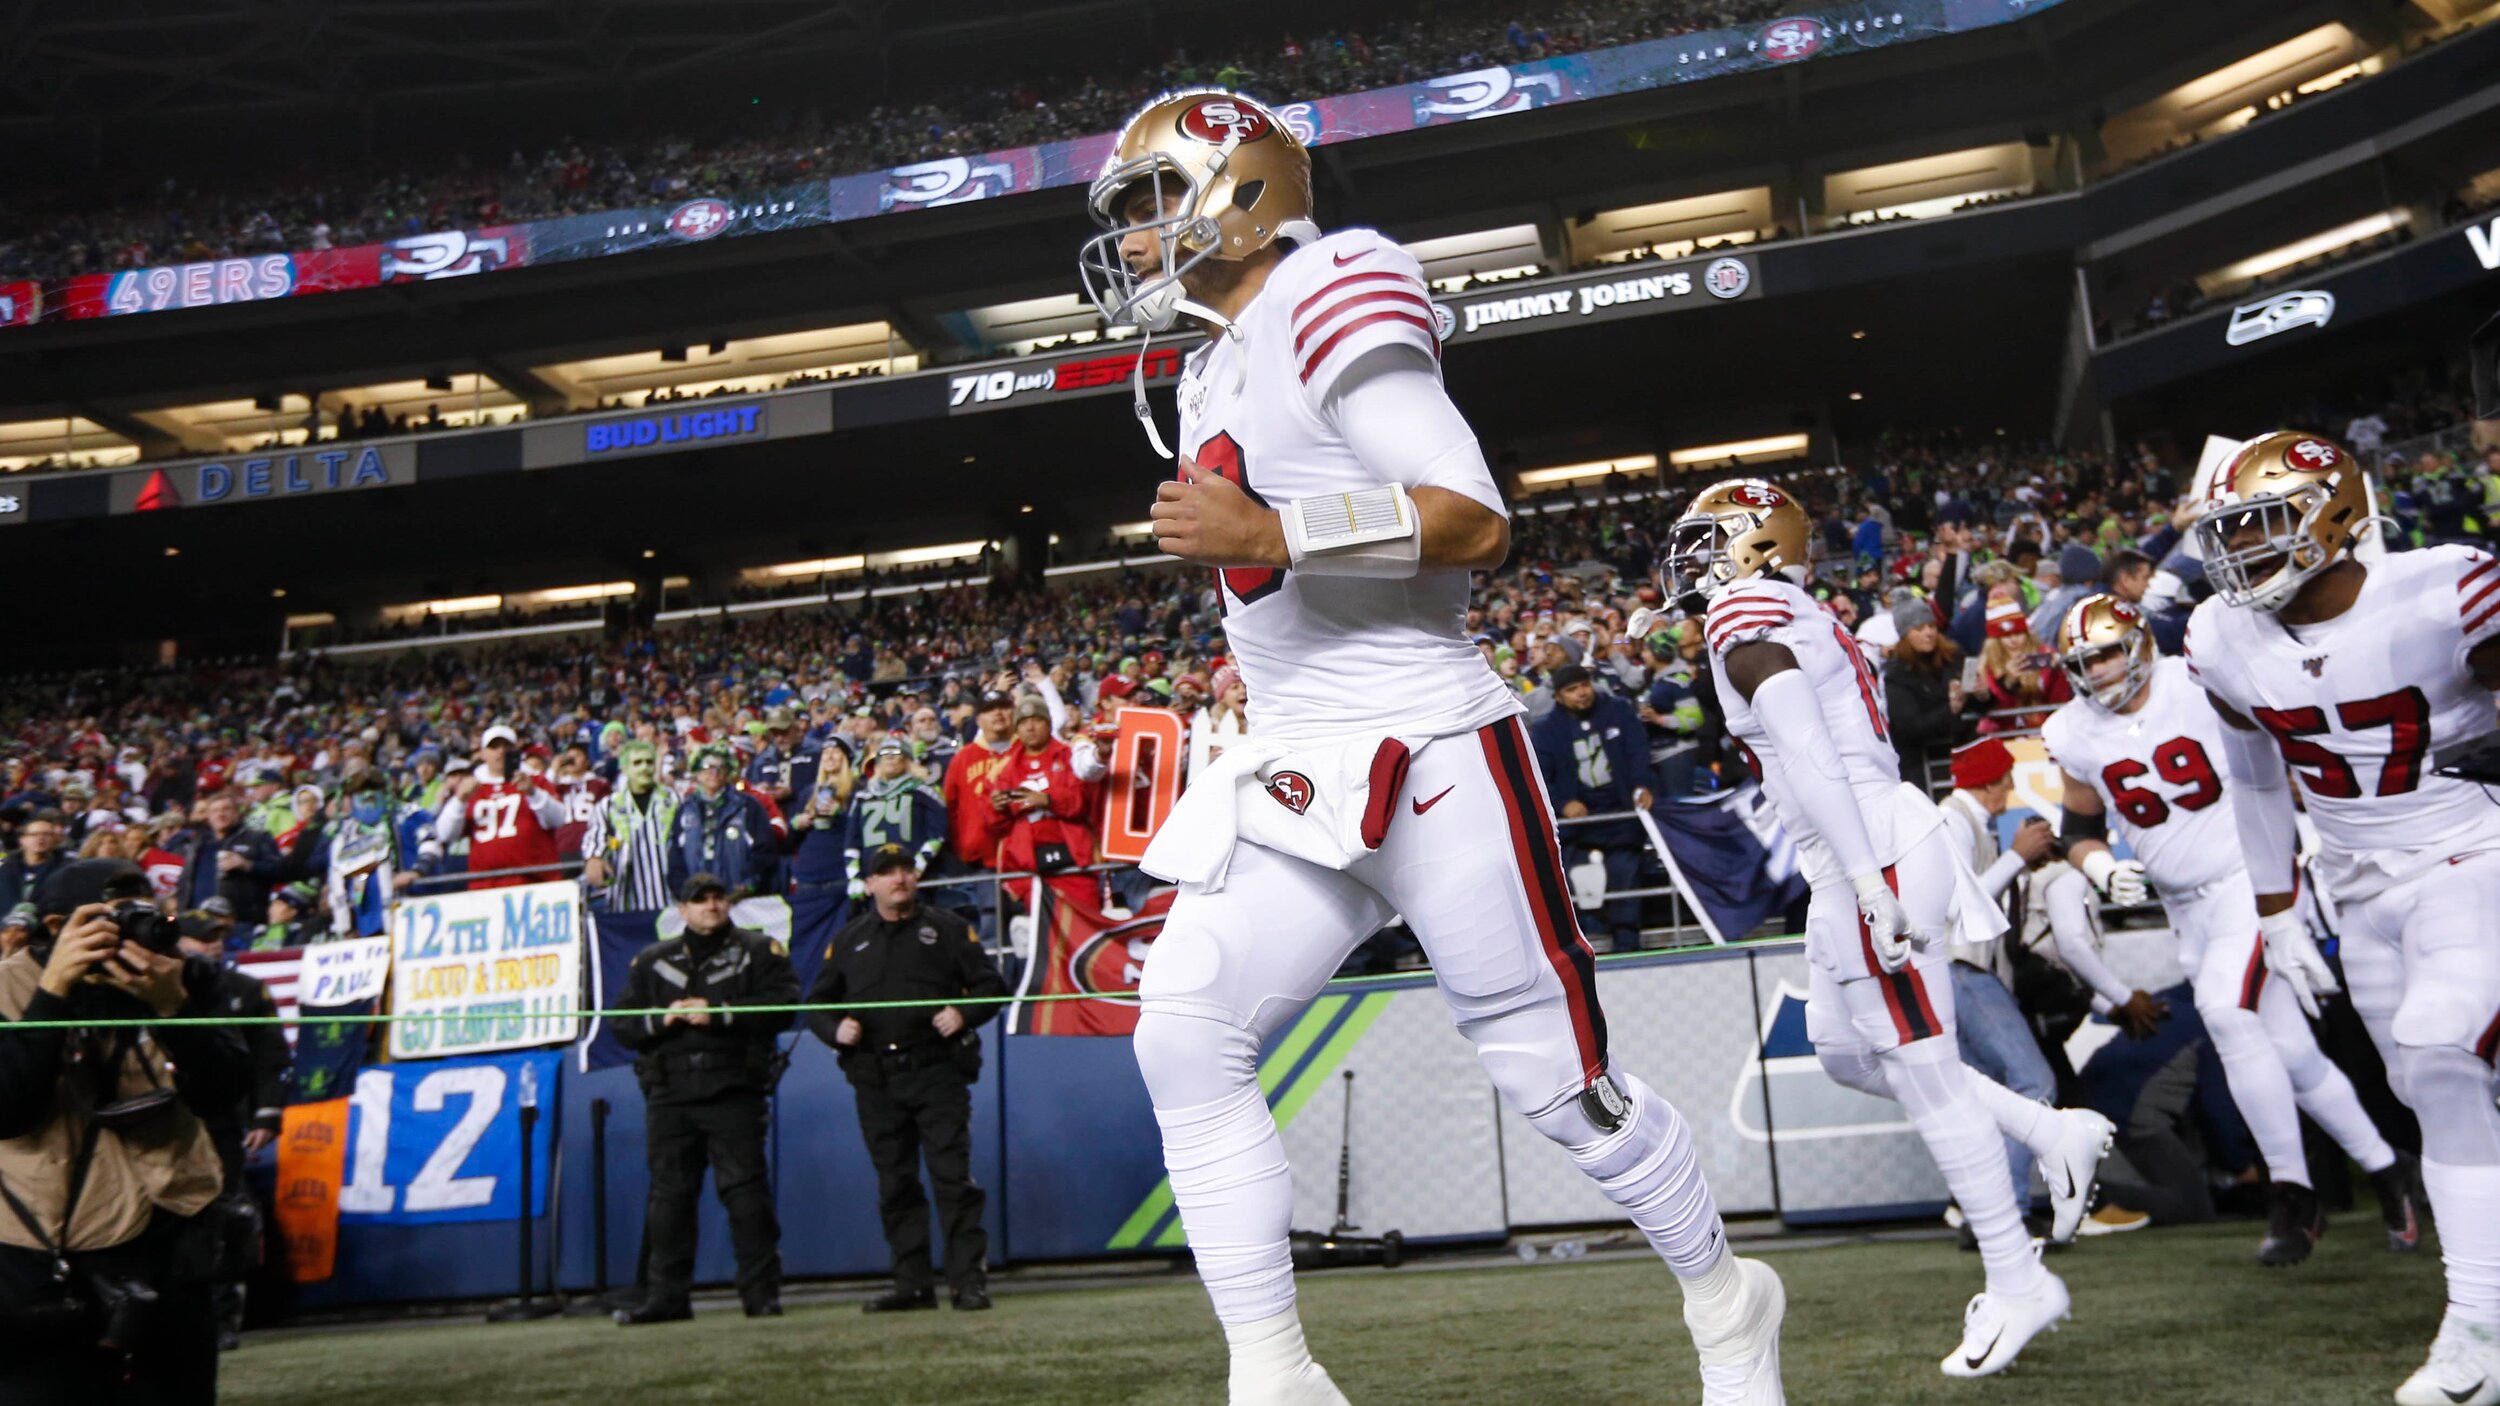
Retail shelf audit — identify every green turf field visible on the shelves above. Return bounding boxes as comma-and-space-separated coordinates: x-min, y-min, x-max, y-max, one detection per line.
222, 1211, 2444, 1405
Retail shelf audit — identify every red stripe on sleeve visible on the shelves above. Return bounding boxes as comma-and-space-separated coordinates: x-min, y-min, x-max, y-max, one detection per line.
1297, 310, 1436, 385
1291, 270, 1425, 324
1292, 288, 1435, 355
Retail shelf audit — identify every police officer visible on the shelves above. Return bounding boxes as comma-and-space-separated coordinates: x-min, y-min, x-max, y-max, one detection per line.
612, 873, 799, 1325
807, 844, 1006, 1313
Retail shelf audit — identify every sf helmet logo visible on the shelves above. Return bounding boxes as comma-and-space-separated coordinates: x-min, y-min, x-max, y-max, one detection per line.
2109, 600, 2140, 624
2287, 438, 2342, 470
1725, 483, 1786, 510
1759, 18, 1829, 61
1265, 771, 1314, 815
1180, 99, 1272, 145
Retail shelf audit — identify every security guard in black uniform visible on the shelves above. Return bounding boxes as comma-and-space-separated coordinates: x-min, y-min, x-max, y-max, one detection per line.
806, 844, 1006, 1312
612, 873, 799, 1324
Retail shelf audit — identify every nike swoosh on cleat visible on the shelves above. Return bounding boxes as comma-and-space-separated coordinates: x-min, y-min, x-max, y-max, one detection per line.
1333, 249, 1369, 266
1965, 1332, 2002, 1371
2443, 1383, 2485, 1404
1412, 786, 1455, 814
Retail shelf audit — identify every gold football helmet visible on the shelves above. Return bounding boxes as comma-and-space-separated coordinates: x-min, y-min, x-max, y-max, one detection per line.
2056, 593, 2156, 712
1663, 479, 1810, 606
2193, 430, 2371, 612
1078, 89, 1317, 333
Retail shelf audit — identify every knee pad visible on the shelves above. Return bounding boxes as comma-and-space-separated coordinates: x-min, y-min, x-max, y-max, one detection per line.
1816, 1043, 1890, 1100
2391, 979, 2491, 1053
1133, 1008, 1259, 1113
2395, 1044, 2500, 1166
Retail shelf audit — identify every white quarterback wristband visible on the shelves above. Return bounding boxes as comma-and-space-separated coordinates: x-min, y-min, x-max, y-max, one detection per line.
1280, 483, 1422, 578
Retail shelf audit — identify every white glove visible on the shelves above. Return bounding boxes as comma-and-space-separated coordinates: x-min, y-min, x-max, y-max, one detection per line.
1626, 606, 1663, 641
2259, 906, 2339, 1019
1852, 872, 1916, 973
2079, 850, 2151, 906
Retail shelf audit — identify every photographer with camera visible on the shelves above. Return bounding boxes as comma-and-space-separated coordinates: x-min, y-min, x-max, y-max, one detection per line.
0, 859, 252, 1404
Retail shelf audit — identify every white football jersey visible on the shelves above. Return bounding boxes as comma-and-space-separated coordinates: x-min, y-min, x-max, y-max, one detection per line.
2185, 543, 2500, 900
1704, 576, 1938, 886
1173, 227, 1517, 745
2041, 657, 2239, 894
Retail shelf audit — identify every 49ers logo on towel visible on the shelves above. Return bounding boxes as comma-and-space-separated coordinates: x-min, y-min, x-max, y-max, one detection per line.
1266, 771, 1314, 815
1179, 98, 1273, 145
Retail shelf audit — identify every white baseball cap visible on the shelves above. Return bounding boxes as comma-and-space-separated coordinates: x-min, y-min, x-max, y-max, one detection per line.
480, 725, 519, 748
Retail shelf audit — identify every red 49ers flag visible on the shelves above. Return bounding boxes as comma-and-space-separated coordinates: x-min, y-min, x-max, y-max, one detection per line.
1005, 886, 1175, 1036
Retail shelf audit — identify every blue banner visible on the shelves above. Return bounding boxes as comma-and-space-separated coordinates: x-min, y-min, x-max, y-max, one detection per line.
1640, 785, 1810, 944
579, 910, 663, 1072
339, 1050, 560, 1224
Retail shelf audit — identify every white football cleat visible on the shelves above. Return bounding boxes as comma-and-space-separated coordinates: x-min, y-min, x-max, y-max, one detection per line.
2044, 1109, 2115, 1245
1938, 1262, 2070, 1379
1230, 1362, 1352, 1406
2395, 1318, 2500, 1406
1686, 1257, 1787, 1406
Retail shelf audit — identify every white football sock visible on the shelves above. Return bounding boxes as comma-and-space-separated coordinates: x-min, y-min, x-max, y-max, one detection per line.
2405, 1043, 2500, 1328
1136, 1010, 1298, 1325
1883, 1037, 2044, 1297
1961, 1067, 2059, 1158
2199, 997, 2311, 1187
2264, 984, 2395, 1172
1226, 1309, 1321, 1382
1523, 1069, 1732, 1280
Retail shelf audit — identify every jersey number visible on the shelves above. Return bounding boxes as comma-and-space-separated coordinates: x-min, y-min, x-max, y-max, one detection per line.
472, 793, 522, 843
2100, 738, 2222, 827
2250, 687, 2431, 799
1189, 432, 1283, 610
1831, 623, 1888, 742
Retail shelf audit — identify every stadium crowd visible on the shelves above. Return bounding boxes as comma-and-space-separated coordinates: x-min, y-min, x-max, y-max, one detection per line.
5, 386, 2493, 952
0, 0, 1792, 286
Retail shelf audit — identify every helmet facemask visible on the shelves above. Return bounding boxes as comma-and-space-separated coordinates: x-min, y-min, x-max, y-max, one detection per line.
1079, 155, 1225, 334
2061, 638, 2150, 713
1662, 516, 1731, 609
2195, 488, 2333, 612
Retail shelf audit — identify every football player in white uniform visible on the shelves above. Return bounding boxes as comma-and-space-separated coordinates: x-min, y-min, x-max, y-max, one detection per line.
1667, 479, 2110, 1379
1079, 90, 1782, 1406
2045, 593, 2421, 1266
2187, 430, 2500, 1405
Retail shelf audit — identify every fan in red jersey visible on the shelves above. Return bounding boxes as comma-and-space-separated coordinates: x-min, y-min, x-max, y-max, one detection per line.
433, 725, 568, 890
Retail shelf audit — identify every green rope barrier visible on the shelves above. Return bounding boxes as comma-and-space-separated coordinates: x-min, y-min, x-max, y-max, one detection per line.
0, 934, 1806, 1032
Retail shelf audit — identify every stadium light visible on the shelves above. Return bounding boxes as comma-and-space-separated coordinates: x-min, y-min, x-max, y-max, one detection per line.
1667, 434, 1811, 468
2213, 211, 2406, 286
424, 594, 503, 615
532, 582, 636, 604
1515, 454, 1660, 488
1111, 521, 1155, 538
873, 540, 989, 568
761, 555, 866, 578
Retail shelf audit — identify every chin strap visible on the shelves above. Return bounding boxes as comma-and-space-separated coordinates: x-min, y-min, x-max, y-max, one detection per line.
1130, 298, 1242, 460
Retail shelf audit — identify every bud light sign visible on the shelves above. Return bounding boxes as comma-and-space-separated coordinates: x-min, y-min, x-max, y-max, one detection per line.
583, 403, 768, 457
